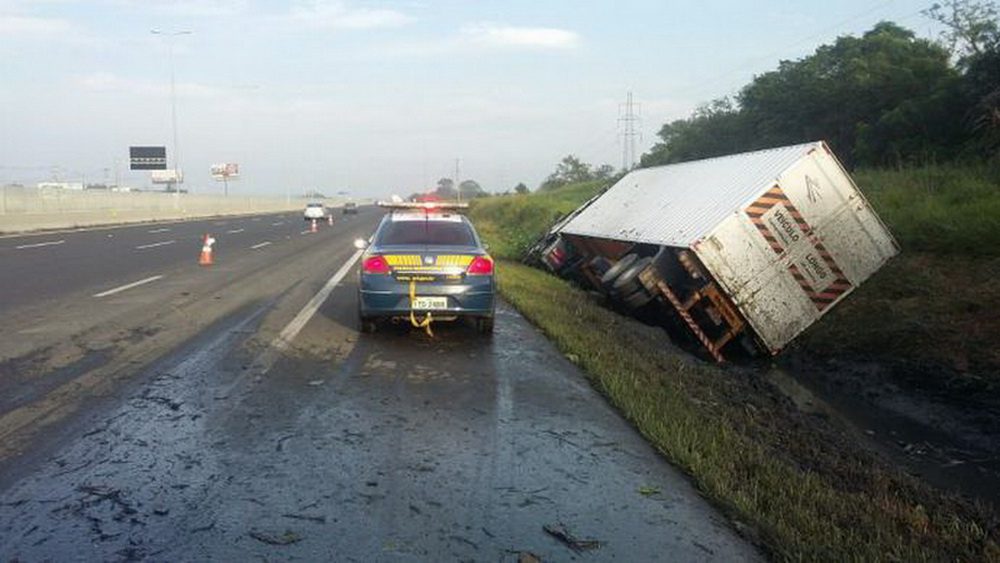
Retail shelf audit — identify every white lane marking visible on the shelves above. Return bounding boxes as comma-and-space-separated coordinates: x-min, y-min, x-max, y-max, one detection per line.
93, 275, 164, 298
251, 241, 272, 249
135, 240, 176, 250
15, 239, 65, 250
148, 228, 171, 233
226, 228, 245, 234
271, 221, 284, 226
300, 229, 311, 235
272, 248, 364, 352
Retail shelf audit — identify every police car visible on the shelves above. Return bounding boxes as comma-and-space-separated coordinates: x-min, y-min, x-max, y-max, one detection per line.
355, 202, 495, 334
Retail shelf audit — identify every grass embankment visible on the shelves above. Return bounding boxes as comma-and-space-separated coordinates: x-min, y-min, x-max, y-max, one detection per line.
471, 180, 607, 258
469, 170, 1000, 560
795, 164, 1000, 387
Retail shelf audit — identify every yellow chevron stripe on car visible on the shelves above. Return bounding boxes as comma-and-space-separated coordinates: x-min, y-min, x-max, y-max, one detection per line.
383, 255, 422, 266
435, 255, 475, 267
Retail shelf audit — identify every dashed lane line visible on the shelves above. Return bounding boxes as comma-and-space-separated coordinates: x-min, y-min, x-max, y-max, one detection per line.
226, 228, 245, 234
135, 240, 177, 250
15, 240, 65, 250
272, 248, 364, 352
271, 221, 284, 226
93, 275, 165, 298
148, 228, 171, 233
251, 241, 272, 249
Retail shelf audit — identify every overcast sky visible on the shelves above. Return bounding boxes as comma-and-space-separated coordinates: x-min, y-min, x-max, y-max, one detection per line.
1, 0, 942, 197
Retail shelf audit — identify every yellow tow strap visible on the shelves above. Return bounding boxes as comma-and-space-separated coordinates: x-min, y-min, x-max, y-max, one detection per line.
408, 279, 434, 337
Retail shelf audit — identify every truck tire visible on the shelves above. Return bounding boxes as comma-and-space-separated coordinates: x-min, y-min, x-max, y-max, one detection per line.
599, 254, 639, 290
622, 286, 655, 309
611, 257, 653, 297
586, 256, 613, 278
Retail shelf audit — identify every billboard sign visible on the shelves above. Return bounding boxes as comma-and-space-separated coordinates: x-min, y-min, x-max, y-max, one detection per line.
211, 163, 239, 180
129, 146, 167, 170
151, 169, 183, 184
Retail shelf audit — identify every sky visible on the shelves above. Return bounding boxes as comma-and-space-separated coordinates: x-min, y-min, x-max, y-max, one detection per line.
0, 0, 944, 198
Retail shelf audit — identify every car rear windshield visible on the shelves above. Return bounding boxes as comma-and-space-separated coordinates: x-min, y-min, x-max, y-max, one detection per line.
378, 220, 477, 246
307, 203, 323, 208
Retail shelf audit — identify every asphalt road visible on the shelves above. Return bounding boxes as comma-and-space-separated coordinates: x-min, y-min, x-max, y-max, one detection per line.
0, 209, 759, 561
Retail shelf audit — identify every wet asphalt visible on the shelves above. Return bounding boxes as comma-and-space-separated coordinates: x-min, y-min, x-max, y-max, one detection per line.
0, 216, 759, 561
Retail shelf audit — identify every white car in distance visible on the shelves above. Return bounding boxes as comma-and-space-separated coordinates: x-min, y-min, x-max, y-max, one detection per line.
303, 202, 327, 221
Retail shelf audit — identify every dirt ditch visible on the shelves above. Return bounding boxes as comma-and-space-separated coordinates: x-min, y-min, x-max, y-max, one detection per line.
774, 352, 1000, 510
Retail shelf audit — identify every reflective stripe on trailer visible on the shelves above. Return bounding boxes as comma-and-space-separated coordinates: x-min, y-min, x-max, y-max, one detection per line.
745, 185, 852, 312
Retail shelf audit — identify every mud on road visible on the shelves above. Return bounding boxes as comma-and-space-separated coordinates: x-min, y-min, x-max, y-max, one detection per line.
0, 268, 758, 560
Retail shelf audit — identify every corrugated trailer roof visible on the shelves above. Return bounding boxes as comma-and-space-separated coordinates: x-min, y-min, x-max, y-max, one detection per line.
560, 142, 821, 247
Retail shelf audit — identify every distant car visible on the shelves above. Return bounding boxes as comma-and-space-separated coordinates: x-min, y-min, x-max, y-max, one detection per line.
343, 202, 359, 214
356, 203, 495, 334
304, 202, 327, 221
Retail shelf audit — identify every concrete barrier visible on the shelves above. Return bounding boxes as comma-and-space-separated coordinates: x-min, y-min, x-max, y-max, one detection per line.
0, 186, 340, 233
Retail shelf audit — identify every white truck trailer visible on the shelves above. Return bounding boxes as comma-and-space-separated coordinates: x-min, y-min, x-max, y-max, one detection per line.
547, 141, 899, 361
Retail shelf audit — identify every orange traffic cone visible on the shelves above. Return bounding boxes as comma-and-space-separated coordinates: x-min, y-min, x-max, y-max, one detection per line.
310, 219, 318, 233
199, 234, 215, 266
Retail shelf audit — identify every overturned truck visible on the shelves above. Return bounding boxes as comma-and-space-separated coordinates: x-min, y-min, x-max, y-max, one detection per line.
534, 141, 899, 361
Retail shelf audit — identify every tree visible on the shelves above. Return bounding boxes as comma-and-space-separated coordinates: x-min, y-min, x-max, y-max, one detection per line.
925, 1, 1000, 156
458, 179, 487, 199
593, 164, 617, 180
434, 177, 456, 199
514, 182, 529, 194
640, 21, 971, 168
540, 155, 595, 190
641, 98, 752, 166
925, 0, 1000, 57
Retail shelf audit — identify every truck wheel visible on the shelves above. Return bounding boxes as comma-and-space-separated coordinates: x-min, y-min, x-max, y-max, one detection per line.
599, 254, 639, 290
611, 257, 653, 297
622, 286, 656, 309
586, 256, 613, 277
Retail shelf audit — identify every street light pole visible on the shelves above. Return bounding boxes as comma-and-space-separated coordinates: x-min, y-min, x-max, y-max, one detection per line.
151, 29, 191, 193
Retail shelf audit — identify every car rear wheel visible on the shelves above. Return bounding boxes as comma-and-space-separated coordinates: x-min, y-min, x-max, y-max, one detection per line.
475, 316, 494, 335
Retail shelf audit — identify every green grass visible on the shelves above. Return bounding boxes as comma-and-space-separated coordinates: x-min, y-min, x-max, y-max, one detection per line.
794, 252, 1000, 385
470, 171, 1000, 559
855, 163, 1000, 256
470, 180, 606, 259
497, 261, 999, 560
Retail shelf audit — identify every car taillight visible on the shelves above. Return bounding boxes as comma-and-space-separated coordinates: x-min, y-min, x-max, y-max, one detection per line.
467, 255, 494, 275
362, 255, 390, 274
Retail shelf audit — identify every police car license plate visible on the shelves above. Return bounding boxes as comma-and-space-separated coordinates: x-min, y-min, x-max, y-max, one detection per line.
412, 296, 448, 310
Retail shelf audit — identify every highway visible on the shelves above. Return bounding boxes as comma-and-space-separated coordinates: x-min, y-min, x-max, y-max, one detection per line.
0, 209, 758, 561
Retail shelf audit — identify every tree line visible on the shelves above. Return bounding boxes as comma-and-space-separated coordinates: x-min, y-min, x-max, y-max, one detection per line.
638, 1, 1000, 169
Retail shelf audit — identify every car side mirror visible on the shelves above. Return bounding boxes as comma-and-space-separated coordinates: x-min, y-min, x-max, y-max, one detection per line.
482, 243, 490, 251
353, 238, 368, 250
